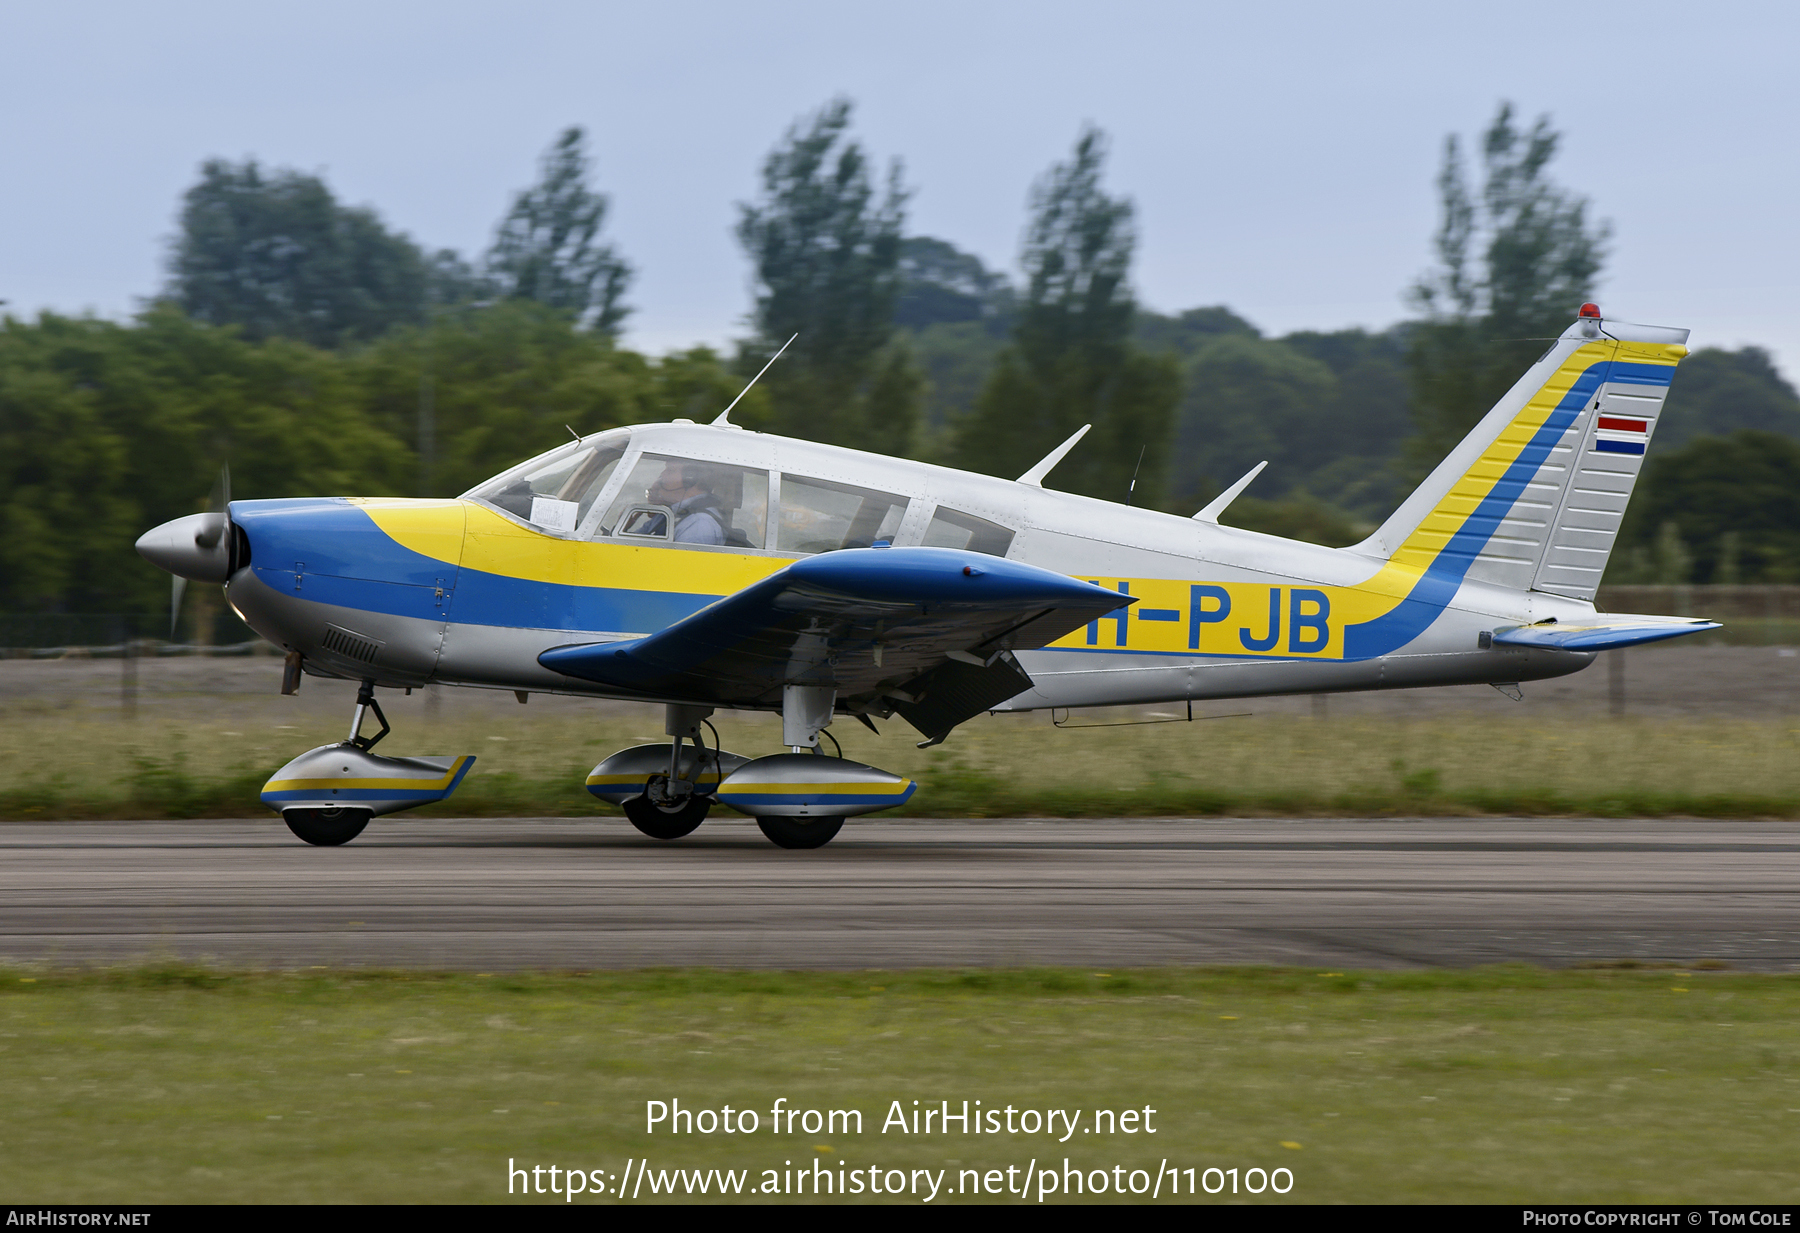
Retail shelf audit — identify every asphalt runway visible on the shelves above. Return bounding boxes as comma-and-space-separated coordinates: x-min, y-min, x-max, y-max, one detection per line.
2, 816, 1797, 971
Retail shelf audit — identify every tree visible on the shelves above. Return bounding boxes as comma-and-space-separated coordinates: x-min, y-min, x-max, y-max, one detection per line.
954, 127, 1180, 504
167, 159, 430, 347
1171, 334, 1336, 505
1613, 430, 1800, 583
736, 98, 919, 453
486, 127, 632, 335
1655, 347, 1800, 449
1407, 103, 1610, 467
0, 307, 411, 617
1133, 305, 1258, 359
894, 237, 1012, 328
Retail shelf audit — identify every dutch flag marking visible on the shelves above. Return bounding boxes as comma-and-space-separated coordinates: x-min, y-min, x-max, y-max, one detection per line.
1594, 415, 1649, 456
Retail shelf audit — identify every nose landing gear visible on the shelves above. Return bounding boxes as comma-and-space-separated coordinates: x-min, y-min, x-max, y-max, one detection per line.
283, 806, 372, 847
261, 679, 477, 846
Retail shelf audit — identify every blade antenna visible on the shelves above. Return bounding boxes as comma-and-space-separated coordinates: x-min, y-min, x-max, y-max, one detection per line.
712, 333, 798, 426
1126, 445, 1146, 506
1194, 461, 1268, 523
1017, 424, 1091, 487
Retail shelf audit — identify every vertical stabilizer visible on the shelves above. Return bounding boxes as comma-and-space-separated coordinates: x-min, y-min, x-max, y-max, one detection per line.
1354, 310, 1689, 602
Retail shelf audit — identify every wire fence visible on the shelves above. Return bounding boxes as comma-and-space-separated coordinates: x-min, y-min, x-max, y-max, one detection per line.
1597, 585, 1800, 645
0, 614, 271, 658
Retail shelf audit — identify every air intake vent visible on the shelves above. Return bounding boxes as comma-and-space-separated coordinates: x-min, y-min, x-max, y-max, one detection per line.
321, 624, 382, 664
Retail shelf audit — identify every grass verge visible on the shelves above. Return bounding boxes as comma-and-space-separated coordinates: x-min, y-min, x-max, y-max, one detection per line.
1, 964, 1795, 1203
3, 712, 1800, 820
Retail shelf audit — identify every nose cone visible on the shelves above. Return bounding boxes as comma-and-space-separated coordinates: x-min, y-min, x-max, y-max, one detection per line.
136, 513, 233, 583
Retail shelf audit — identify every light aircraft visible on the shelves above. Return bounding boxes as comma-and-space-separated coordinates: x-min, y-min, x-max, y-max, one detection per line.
136, 304, 1716, 848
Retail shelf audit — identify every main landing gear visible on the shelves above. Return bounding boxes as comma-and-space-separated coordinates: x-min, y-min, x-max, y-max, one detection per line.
586, 688, 916, 850
261, 679, 477, 846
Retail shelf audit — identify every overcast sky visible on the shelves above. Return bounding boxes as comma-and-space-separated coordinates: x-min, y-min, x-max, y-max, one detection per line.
4, 1, 1796, 373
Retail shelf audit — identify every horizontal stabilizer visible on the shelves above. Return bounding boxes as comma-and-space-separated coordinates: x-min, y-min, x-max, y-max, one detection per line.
1490, 613, 1720, 653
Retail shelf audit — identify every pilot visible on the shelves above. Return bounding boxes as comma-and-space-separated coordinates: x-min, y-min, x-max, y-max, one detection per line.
645, 462, 728, 545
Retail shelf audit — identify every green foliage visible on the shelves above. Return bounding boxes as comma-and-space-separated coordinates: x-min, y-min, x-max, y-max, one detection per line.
0, 304, 761, 614
355, 301, 647, 497
1656, 347, 1800, 449
894, 236, 1012, 328
736, 99, 920, 451
1407, 103, 1609, 471
893, 237, 1015, 455
355, 302, 767, 499
955, 128, 1181, 504
1167, 328, 1408, 526
166, 159, 430, 347
1613, 430, 1800, 583
1173, 334, 1334, 499
1134, 304, 1259, 356
484, 127, 631, 335
1217, 495, 1366, 548
901, 320, 1008, 455
0, 308, 409, 614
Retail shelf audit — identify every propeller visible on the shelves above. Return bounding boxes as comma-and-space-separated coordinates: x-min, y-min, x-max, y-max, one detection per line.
192, 465, 230, 549
169, 465, 231, 641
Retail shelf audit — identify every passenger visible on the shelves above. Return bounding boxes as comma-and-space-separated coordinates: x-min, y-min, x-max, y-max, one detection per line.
645, 463, 728, 545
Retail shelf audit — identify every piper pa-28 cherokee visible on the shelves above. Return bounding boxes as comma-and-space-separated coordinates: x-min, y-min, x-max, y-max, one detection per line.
137, 303, 1717, 848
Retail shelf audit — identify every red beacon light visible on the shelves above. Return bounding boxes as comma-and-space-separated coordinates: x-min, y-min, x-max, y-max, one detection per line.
1578, 302, 1602, 319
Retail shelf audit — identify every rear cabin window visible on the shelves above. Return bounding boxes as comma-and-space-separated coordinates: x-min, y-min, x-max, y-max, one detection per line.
777, 475, 908, 554
922, 506, 1015, 557
600, 454, 770, 549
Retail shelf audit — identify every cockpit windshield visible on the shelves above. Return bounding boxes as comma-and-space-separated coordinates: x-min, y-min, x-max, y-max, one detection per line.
463, 430, 629, 533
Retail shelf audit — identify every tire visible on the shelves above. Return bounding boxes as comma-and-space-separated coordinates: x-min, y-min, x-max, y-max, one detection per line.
755, 815, 844, 850
283, 807, 372, 846
622, 793, 711, 840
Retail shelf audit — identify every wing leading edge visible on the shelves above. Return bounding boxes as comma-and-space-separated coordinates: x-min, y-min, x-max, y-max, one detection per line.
538, 546, 1132, 741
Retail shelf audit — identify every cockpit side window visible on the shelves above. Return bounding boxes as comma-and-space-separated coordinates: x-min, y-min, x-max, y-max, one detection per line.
921, 506, 1015, 557
466, 434, 627, 534
600, 454, 770, 549
777, 475, 909, 554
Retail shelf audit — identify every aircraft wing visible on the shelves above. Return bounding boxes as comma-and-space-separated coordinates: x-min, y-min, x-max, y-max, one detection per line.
1491, 612, 1721, 652
539, 546, 1131, 742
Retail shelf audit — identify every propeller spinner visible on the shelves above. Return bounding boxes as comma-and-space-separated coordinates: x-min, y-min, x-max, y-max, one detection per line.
136, 467, 235, 637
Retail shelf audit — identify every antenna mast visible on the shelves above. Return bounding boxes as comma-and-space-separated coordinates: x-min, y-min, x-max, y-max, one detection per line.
711, 334, 798, 426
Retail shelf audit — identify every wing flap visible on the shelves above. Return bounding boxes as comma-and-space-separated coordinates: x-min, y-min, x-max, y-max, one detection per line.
890, 652, 1036, 747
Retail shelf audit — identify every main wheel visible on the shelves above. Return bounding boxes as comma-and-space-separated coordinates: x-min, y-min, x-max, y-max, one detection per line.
755, 815, 844, 850
283, 807, 372, 846
622, 792, 711, 840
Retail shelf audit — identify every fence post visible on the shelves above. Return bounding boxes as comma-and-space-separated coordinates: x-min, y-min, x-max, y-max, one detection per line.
118, 614, 138, 719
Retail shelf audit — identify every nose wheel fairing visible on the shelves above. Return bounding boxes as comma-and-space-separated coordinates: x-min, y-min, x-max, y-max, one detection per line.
261, 745, 477, 817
